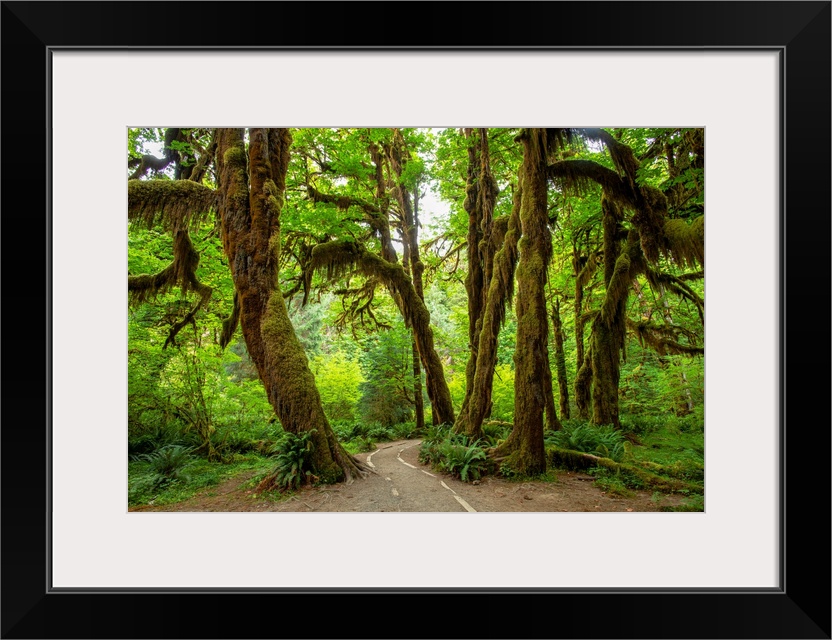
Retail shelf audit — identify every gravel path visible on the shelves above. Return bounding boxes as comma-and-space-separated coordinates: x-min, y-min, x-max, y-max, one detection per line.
131, 439, 685, 513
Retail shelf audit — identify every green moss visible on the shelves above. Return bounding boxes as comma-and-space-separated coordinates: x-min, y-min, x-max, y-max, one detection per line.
223, 146, 247, 169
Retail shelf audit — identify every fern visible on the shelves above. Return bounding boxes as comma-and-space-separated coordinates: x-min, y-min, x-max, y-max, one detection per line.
545, 421, 627, 462
268, 430, 317, 491
137, 444, 194, 486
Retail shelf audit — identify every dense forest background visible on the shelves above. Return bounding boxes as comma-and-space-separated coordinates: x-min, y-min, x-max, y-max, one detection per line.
127, 127, 704, 508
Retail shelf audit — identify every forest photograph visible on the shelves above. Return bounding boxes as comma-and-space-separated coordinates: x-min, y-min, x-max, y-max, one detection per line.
127, 126, 705, 513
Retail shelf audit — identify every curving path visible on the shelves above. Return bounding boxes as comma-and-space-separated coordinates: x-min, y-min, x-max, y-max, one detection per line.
359, 440, 476, 512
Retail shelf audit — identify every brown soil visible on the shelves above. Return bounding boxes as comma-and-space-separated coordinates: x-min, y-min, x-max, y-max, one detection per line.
130, 439, 686, 513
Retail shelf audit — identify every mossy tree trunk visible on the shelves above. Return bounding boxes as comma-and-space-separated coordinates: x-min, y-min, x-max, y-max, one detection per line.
491, 129, 551, 475
552, 297, 571, 420
401, 226, 426, 431
456, 183, 522, 440
216, 128, 368, 483
390, 130, 430, 427
571, 244, 597, 419
589, 200, 645, 429
455, 129, 499, 437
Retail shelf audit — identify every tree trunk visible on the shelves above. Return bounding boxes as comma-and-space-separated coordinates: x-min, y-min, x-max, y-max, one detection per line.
572, 247, 592, 419
386, 130, 452, 426
492, 129, 551, 475
542, 345, 562, 431
574, 343, 594, 418
216, 128, 368, 483
401, 227, 426, 431
456, 183, 522, 439
456, 129, 486, 431
311, 240, 455, 425
552, 298, 571, 419
658, 284, 694, 414
590, 200, 644, 429
411, 337, 425, 430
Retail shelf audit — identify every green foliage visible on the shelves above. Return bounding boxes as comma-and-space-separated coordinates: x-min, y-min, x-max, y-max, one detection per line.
128, 453, 275, 507
663, 493, 704, 512
588, 467, 635, 497
419, 432, 490, 482
367, 423, 396, 441
392, 421, 419, 440
421, 422, 452, 446
311, 349, 365, 421
358, 325, 418, 426
344, 436, 377, 454
545, 420, 627, 462
128, 127, 705, 498
489, 364, 515, 422
482, 421, 511, 447
435, 439, 488, 482
268, 430, 317, 491
134, 444, 195, 487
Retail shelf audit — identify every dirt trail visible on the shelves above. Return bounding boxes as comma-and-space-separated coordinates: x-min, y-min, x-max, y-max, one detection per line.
130, 439, 685, 513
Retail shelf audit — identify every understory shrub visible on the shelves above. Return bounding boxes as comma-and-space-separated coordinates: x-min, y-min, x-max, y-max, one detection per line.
544, 420, 627, 462
419, 433, 491, 482
260, 430, 317, 491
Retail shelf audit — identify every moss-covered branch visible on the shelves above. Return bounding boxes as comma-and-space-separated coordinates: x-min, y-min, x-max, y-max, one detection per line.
310, 240, 455, 425
547, 447, 702, 493
128, 179, 218, 232
627, 318, 703, 356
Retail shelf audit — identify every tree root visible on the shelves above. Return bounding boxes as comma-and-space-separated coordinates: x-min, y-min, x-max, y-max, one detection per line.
334, 446, 375, 484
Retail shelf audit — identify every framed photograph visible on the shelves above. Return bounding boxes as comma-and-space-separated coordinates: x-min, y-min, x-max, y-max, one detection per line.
3, 2, 829, 638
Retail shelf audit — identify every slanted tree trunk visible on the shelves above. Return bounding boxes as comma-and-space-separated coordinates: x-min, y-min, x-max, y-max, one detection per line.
361, 132, 454, 427
310, 240, 455, 425
491, 129, 551, 475
216, 128, 368, 484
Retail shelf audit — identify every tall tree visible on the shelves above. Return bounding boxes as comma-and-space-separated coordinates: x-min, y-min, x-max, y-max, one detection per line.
491, 128, 559, 474
128, 128, 370, 484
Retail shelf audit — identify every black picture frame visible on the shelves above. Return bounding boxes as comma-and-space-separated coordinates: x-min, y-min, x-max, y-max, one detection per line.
2, 2, 829, 638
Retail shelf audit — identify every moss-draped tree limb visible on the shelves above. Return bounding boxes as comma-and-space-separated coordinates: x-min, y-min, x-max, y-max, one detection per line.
127, 179, 218, 348
309, 239, 456, 426
549, 129, 704, 429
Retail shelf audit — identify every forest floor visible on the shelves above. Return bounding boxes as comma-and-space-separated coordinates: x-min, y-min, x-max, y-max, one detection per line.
130, 439, 687, 513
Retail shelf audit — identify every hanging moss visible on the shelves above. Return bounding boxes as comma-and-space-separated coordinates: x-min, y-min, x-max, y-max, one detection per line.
549, 159, 637, 208
662, 215, 705, 268
644, 267, 704, 323
628, 318, 704, 356
309, 240, 456, 426
128, 179, 218, 232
